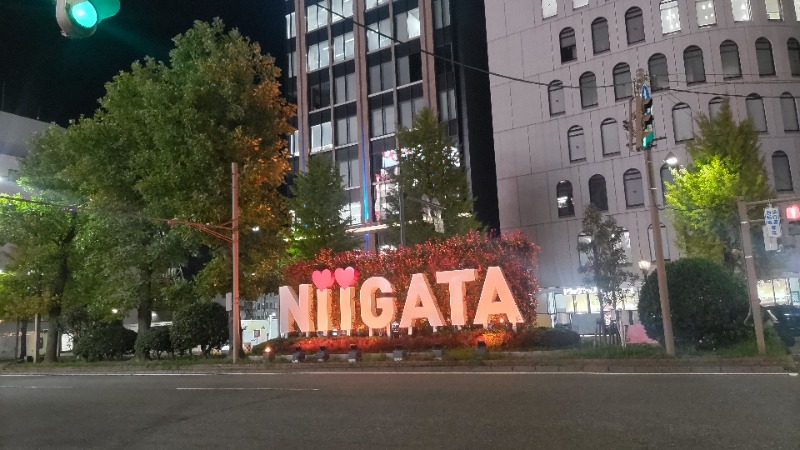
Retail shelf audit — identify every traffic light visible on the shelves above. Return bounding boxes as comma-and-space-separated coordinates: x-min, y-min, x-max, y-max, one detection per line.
640, 92, 655, 149
55, 0, 120, 38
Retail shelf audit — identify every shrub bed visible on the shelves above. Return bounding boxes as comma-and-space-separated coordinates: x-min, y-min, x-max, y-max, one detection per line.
73, 323, 137, 361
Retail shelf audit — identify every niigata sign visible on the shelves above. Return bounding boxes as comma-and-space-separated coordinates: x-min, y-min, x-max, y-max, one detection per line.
279, 266, 524, 333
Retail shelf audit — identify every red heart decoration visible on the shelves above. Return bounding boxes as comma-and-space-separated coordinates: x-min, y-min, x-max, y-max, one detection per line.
311, 269, 335, 290
334, 266, 359, 288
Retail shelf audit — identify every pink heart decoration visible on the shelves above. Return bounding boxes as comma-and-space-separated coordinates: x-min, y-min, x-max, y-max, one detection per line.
311, 269, 335, 290
334, 266, 359, 288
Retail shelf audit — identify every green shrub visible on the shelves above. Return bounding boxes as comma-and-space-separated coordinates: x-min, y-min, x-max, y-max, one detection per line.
170, 301, 229, 358
134, 326, 173, 360
639, 258, 750, 350
73, 323, 137, 361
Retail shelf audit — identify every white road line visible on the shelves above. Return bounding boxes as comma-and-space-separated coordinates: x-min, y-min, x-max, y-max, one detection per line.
254, 371, 799, 376
176, 387, 319, 391
0, 386, 72, 389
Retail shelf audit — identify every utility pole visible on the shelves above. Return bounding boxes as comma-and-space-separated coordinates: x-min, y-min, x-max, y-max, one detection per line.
634, 69, 676, 356
231, 162, 241, 364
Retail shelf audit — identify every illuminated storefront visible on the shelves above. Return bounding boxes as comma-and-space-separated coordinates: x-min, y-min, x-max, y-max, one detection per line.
757, 278, 800, 306
544, 286, 641, 335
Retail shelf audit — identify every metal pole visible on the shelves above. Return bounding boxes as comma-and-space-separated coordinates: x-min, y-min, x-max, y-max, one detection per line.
737, 198, 766, 354
232, 162, 241, 364
644, 147, 676, 356
33, 314, 41, 363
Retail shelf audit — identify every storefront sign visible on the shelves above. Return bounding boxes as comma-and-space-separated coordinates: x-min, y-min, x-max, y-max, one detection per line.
279, 266, 523, 333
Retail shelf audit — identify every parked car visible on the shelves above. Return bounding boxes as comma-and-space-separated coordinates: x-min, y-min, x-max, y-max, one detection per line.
763, 305, 800, 347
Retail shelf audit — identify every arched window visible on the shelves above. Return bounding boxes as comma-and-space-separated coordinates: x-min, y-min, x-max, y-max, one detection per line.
720, 40, 742, 79
648, 53, 669, 91
756, 38, 776, 76
789, 38, 800, 76
579, 72, 598, 108
578, 232, 592, 267
648, 223, 671, 261
660, 1, 681, 34
746, 93, 767, 132
573, 0, 589, 8
601, 118, 621, 155
548, 80, 565, 115
672, 103, 694, 141
765, 0, 783, 20
623, 169, 644, 208
542, 0, 558, 19
709, 97, 725, 119
625, 7, 645, 44
660, 163, 675, 203
684, 46, 706, 84
772, 151, 793, 192
731, 0, 751, 22
560, 27, 577, 63
568, 126, 586, 161
613, 63, 632, 100
591, 18, 610, 54
588, 174, 608, 210
780, 93, 799, 132
696, 0, 717, 26
557, 180, 575, 217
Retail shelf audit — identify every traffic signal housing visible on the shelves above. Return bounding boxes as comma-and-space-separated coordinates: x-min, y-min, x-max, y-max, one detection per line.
640, 94, 655, 149
55, 0, 120, 38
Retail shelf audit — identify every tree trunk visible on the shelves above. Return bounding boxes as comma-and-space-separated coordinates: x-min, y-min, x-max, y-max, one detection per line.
18, 319, 28, 360
44, 306, 61, 363
134, 266, 154, 360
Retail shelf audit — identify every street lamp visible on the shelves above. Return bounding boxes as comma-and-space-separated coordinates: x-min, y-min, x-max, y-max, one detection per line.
664, 152, 678, 167
638, 259, 651, 278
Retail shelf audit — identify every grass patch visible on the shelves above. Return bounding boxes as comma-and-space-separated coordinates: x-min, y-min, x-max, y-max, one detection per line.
568, 344, 667, 359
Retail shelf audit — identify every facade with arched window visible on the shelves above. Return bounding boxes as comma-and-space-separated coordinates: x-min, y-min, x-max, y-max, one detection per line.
485, 0, 800, 325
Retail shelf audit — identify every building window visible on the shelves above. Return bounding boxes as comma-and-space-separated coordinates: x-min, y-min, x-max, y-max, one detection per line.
398, 89, 424, 129
310, 122, 333, 154
648, 54, 670, 91
765, 0, 783, 20
307, 41, 330, 72
772, 151, 793, 191
613, 63, 632, 100
756, 38, 776, 76
625, 7, 645, 44
396, 47, 422, 87
560, 28, 577, 63
696, 0, 716, 26
578, 233, 592, 268
433, 0, 451, 28
660, 164, 675, 203
286, 12, 296, 38
660, 1, 681, 34
337, 145, 359, 189
591, 18, 610, 54
588, 174, 608, 211
548, 80, 565, 115
623, 169, 645, 208
439, 88, 457, 122
673, 103, 694, 142
789, 38, 800, 75
287, 51, 297, 78
365, 0, 389, 10
543, 0, 558, 19
795, 1, 800, 21
579, 72, 598, 108
307, 1, 329, 32
369, 96, 395, 137
308, 71, 331, 110
396, 8, 421, 42
334, 66, 356, 104
709, 97, 724, 119
335, 104, 358, 146
368, 51, 394, 94
746, 94, 768, 132
601, 118, 620, 155
367, 18, 392, 51
331, 0, 354, 22
568, 126, 586, 162
731, 0, 751, 21
720, 40, 742, 79
683, 45, 706, 84
333, 31, 355, 62
556, 180, 575, 217
781, 93, 799, 132
648, 224, 671, 261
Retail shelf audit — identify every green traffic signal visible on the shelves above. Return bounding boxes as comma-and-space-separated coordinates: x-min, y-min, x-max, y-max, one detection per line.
640, 92, 655, 149
56, 0, 120, 38
68, 1, 98, 29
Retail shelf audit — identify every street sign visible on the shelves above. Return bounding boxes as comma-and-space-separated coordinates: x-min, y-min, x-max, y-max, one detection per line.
764, 207, 781, 238
641, 84, 650, 100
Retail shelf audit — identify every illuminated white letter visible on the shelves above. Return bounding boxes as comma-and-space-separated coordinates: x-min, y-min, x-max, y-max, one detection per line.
436, 269, 477, 326
399, 273, 445, 328
339, 286, 356, 333
359, 276, 395, 329
473, 267, 523, 326
317, 288, 332, 332
279, 284, 315, 333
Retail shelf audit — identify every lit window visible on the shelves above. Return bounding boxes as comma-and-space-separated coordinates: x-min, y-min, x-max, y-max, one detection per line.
731, 0, 751, 21
772, 151, 793, 191
623, 169, 644, 208
648, 53, 670, 91
568, 126, 586, 162
579, 72, 598, 108
367, 19, 392, 51
556, 180, 574, 217
601, 119, 620, 156
720, 40, 742, 79
613, 63, 632, 100
756, 38, 776, 76
365, 0, 388, 10
588, 175, 608, 211
765, 0, 782, 20
781, 93, 799, 132
795, 0, 800, 22
672, 103, 694, 142
542, 0, 558, 19
660, 1, 681, 34
683, 46, 706, 84
310, 122, 333, 154
695, 0, 716, 26
591, 18, 610, 54
333, 32, 355, 62
395, 8, 420, 42
625, 7, 645, 44
286, 12, 296, 38
548, 80, 565, 116
746, 94, 768, 133
306, 2, 329, 32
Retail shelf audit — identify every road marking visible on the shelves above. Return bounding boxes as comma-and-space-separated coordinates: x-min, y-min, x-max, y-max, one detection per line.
253, 371, 799, 377
0, 386, 72, 389
176, 387, 319, 391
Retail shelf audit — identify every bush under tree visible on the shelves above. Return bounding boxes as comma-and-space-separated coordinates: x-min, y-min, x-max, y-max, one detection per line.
170, 301, 229, 358
73, 323, 137, 361
134, 326, 174, 360
638, 258, 750, 350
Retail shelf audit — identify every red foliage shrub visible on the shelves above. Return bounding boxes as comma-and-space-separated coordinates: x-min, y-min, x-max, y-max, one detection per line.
282, 231, 540, 333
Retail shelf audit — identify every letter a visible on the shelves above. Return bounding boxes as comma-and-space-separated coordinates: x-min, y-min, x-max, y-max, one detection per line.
399, 273, 445, 328
473, 267, 524, 326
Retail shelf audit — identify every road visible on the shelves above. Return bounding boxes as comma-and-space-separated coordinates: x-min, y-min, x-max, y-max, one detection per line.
1, 371, 798, 449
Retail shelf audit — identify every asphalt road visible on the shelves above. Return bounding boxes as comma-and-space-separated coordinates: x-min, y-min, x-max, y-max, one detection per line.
1, 372, 798, 449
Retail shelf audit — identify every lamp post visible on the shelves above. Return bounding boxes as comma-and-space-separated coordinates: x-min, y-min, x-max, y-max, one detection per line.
638, 259, 651, 279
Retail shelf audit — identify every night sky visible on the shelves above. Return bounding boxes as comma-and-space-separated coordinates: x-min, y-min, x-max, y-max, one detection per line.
0, 0, 284, 126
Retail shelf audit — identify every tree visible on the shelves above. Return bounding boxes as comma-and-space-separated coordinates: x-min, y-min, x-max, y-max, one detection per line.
20, 19, 295, 358
287, 155, 360, 260
665, 99, 777, 275
385, 108, 480, 246
170, 301, 229, 358
576, 204, 637, 330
